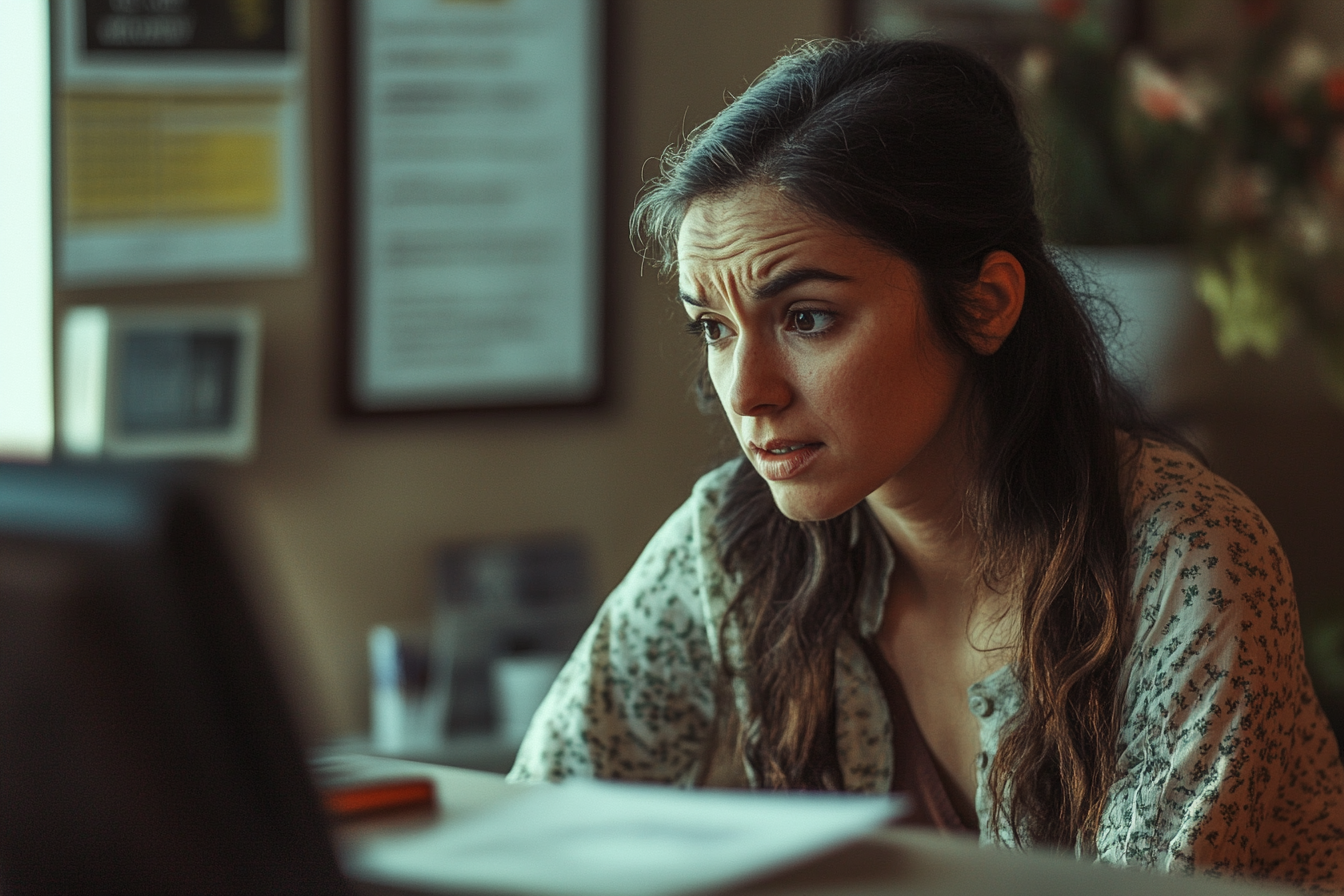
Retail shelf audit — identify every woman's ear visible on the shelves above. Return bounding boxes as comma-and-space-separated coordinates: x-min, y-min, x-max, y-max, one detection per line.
964, 250, 1025, 356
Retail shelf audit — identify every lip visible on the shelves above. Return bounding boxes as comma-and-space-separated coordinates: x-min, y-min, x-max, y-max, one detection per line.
749, 439, 825, 481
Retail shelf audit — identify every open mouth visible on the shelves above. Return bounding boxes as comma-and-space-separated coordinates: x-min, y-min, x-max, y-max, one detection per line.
764, 443, 816, 455
750, 440, 824, 481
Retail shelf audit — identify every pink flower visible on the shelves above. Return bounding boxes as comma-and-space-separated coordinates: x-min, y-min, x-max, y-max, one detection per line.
1127, 54, 1208, 128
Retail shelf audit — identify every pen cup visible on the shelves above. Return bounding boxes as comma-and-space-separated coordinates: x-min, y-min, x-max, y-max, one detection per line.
369, 624, 448, 755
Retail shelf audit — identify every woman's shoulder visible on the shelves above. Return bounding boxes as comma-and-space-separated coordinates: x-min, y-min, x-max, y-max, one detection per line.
637, 457, 741, 543
640, 457, 740, 553
609, 458, 743, 617
1127, 436, 1228, 510
688, 456, 743, 511
1121, 434, 1297, 689
1109, 445, 1344, 890
508, 461, 743, 785
1125, 436, 1282, 566
655, 456, 742, 561
1121, 435, 1297, 698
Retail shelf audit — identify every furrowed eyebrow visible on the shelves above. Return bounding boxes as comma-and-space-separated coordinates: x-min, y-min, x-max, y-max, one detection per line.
679, 268, 851, 309
753, 268, 851, 300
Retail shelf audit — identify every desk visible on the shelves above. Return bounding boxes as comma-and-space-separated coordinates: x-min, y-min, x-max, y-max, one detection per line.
333, 755, 1291, 896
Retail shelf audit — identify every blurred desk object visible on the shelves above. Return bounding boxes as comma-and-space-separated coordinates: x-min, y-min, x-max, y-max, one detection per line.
362, 537, 590, 766
338, 756, 1289, 896
323, 733, 520, 775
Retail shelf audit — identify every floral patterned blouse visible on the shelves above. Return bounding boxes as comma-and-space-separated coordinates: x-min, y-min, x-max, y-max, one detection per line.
509, 440, 1344, 892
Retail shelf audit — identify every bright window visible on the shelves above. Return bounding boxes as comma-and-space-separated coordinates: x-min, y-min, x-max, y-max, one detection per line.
0, 2, 54, 461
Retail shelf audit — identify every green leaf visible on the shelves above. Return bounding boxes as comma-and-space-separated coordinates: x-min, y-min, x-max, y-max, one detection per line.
1194, 243, 1292, 358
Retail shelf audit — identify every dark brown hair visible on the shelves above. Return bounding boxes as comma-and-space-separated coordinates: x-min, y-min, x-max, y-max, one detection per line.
633, 38, 1153, 849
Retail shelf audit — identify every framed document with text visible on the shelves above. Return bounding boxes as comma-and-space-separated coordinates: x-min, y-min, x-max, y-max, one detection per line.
339, 0, 607, 415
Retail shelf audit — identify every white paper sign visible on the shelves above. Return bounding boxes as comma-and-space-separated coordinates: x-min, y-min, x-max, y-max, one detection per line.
351, 0, 603, 410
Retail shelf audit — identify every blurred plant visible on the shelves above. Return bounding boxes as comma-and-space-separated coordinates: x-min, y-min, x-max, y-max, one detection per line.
1192, 0, 1344, 405
1021, 0, 1344, 406
1022, 0, 1213, 245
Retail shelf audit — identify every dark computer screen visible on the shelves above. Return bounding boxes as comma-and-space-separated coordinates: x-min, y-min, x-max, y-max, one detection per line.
0, 462, 349, 895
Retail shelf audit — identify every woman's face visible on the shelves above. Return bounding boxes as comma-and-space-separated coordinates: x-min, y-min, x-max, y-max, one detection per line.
677, 184, 974, 522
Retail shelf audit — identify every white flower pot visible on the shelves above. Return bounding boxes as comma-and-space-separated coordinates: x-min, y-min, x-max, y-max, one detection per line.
1057, 245, 1198, 404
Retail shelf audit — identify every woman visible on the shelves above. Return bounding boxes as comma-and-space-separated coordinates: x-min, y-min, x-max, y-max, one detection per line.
508, 38, 1344, 889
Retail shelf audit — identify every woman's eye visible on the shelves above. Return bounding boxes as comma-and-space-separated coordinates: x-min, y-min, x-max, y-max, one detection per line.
686, 318, 730, 344
789, 309, 835, 335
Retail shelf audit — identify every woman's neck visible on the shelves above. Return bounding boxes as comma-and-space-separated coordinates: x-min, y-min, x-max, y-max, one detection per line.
863, 396, 986, 623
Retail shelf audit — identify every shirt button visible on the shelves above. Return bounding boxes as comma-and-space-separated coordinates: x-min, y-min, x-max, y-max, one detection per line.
978, 751, 990, 771
968, 695, 994, 717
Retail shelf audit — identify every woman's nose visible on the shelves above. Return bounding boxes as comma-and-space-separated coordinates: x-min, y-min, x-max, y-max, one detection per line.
722, 337, 790, 417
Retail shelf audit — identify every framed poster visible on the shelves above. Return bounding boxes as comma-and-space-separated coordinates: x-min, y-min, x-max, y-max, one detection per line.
340, 0, 607, 415
56, 0, 309, 286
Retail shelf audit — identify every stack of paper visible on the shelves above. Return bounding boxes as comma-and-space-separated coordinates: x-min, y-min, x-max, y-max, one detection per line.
348, 778, 903, 896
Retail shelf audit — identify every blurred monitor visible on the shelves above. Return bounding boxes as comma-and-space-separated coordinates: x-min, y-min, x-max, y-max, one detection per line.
60, 306, 261, 461
0, 462, 348, 895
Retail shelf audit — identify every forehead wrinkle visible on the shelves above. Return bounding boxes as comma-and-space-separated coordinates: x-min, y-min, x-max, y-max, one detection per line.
679, 219, 821, 283
678, 187, 844, 303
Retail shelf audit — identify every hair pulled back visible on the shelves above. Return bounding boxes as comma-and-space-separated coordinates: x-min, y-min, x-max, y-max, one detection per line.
633, 39, 1142, 849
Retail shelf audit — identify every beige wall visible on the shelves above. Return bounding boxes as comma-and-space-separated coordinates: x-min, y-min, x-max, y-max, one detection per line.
54, 0, 841, 738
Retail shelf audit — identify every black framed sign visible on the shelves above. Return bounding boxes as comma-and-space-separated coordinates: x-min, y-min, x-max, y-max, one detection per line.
340, 0, 606, 415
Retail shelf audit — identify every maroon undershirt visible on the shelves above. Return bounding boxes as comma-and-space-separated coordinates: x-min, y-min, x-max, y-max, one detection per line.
859, 639, 978, 833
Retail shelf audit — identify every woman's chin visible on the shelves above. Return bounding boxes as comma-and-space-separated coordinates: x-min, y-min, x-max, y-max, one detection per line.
766, 482, 858, 523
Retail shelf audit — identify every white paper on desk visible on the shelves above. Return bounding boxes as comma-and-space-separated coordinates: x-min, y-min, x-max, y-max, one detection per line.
347, 778, 905, 896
